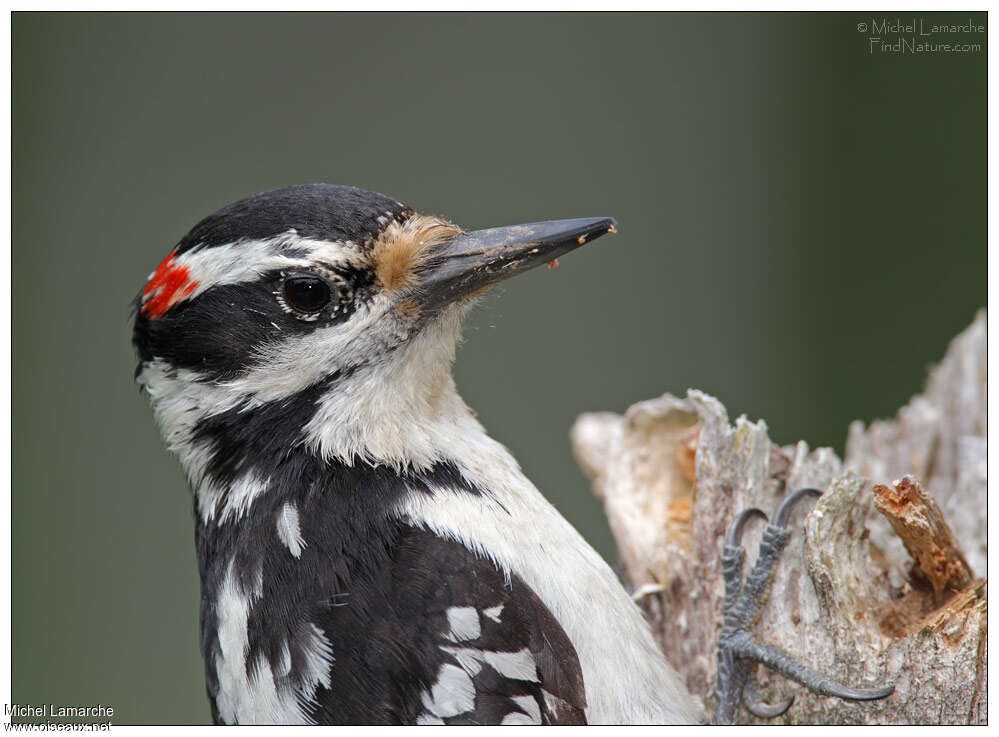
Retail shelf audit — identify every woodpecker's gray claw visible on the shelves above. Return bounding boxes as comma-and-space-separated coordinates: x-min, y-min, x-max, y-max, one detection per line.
743, 697, 793, 719
726, 507, 768, 547
713, 488, 894, 724
743, 674, 794, 719
773, 487, 822, 528
739, 636, 896, 702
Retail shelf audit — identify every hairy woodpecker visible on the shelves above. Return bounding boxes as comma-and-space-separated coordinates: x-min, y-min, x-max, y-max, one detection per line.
133, 184, 891, 725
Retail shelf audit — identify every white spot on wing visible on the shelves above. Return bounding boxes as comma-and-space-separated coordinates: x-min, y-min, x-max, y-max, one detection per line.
445, 606, 481, 642
421, 663, 475, 718
416, 714, 445, 725
276, 503, 306, 558
483, 605, 503, 623
437, 646, 538, 684
501, 711, 536, 725
500, 695, 541, 724
511, 694, 541, 723
481, 648, 538, 682
440, 646, 483, 676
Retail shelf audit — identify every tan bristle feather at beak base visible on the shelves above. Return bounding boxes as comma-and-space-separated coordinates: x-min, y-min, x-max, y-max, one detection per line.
373, 214, 463, 292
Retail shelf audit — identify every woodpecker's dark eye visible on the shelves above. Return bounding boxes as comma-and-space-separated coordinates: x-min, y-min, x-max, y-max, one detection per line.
283, 276, 331, 314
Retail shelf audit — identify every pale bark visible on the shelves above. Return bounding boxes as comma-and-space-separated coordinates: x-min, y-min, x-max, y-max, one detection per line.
571, 311, 986, 724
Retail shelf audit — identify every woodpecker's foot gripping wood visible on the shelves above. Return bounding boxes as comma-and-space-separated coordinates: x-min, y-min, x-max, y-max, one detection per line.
713, 488, 895, 724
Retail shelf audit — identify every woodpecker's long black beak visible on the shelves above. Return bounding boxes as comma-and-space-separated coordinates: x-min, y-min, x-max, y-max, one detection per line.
416, 217, 617, 311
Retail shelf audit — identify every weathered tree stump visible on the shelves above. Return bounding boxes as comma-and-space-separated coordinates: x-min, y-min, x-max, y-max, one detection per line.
571, 311, 986, 724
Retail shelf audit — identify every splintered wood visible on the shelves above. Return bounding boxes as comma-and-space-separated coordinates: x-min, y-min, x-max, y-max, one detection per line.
873, 476, 973, 602
571, 311, 986, 725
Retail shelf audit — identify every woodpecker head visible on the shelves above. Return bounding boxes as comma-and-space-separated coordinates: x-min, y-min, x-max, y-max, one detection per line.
133, 184, 615, 519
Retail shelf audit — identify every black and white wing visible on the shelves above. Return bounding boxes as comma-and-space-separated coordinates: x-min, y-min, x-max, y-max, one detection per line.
307, 525, 587, 725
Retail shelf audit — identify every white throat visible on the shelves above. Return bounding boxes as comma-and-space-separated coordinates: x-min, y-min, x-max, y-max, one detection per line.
301, 304, 478, 471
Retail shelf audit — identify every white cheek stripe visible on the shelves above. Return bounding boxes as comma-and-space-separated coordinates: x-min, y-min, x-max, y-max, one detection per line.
225, 297, 398, 403
137, 359, 272, 524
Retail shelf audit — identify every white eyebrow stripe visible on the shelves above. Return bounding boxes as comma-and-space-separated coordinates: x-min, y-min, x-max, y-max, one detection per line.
142, 234, 367, 313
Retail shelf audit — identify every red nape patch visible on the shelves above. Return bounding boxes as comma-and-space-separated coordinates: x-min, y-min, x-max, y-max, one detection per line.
141, 251, 200, 319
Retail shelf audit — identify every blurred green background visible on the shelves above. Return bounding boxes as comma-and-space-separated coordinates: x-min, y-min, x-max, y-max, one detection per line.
12, 12, 985, 724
